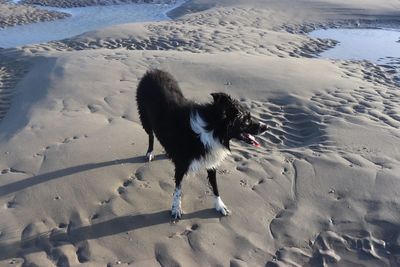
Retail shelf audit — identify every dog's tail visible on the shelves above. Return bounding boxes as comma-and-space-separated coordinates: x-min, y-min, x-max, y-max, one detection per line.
136, 71, 154, 135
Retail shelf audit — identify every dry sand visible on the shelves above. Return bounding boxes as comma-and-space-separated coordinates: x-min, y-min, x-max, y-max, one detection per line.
1, 0, 400, 266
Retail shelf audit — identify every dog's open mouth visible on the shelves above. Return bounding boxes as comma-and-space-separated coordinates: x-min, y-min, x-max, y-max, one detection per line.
240, 133, 261, 147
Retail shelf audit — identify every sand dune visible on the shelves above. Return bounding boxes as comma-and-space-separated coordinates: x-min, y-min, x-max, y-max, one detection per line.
0, 0, 400, 266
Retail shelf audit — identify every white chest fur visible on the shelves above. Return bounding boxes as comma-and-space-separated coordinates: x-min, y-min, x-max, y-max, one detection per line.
188, 111, 230, 172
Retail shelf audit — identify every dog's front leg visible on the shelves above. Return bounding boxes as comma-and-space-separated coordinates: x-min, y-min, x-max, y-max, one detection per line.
171, 169, 185, 219
207, 168, 230, 216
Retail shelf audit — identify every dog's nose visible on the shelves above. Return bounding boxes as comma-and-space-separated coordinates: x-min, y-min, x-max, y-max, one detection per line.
258, 122, 267, 134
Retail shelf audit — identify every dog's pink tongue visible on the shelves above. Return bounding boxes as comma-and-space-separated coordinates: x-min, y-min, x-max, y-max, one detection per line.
246, 133, 261, 147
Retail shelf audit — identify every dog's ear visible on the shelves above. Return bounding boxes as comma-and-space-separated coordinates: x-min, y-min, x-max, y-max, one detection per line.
211, 92, 231, 104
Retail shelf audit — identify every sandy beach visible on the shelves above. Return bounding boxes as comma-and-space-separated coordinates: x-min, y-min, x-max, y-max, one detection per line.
1, 0, 400, 266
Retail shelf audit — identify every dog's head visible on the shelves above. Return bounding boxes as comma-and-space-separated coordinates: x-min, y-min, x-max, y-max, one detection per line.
211, 92, 267, 148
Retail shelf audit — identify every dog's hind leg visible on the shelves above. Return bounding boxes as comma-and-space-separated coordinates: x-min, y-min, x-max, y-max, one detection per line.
146, 132, 154, 161
207, 168, 230, 216
139, 110, 154, 162
171, 168, 185, 219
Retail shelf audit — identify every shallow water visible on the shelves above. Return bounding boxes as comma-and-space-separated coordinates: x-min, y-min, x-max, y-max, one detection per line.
310, 28, 400, 64
0, 1, 182, 48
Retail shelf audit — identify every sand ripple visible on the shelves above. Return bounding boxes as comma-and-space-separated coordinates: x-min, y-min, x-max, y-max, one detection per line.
0, 55, 27, 121
21, 7, 338, 58
0, 2, 69, 29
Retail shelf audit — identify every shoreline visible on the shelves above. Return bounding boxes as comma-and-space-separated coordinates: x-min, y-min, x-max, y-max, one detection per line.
20, 0, 175, 8
2, 0, 400, 37
0, 1, 186, 48
0, 2, 70, 29
0, 0, 181, 30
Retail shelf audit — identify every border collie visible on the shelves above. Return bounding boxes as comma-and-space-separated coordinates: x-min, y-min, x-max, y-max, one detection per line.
136, 69, 267, 219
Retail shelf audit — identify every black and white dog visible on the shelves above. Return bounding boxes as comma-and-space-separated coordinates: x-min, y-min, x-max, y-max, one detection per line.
136, 69, 266, 219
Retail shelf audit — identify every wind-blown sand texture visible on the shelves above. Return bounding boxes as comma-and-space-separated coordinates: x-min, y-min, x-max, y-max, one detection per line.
1, 0, 400, 266
0, 2, 69, 28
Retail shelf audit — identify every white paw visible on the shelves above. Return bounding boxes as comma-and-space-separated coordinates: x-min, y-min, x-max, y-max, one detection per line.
171, 206, 183, 219
171, 187, 182, 219
146, 151, 153, 162
215, 196, 230, 216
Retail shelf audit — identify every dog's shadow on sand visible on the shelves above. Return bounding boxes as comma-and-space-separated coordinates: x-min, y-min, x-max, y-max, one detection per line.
0, 154, 169, 197
0, 155, 220, 261
0, 209, 219, 261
